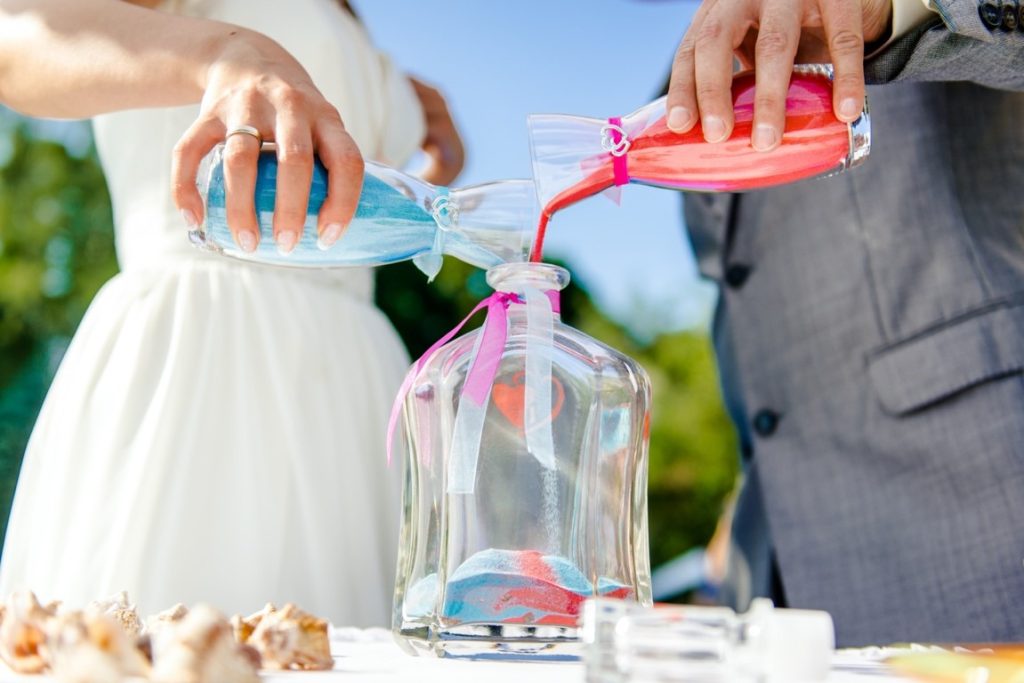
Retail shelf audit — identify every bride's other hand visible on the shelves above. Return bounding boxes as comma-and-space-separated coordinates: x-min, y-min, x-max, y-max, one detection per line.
172, 31, 363, 254
409, 77, 465, 186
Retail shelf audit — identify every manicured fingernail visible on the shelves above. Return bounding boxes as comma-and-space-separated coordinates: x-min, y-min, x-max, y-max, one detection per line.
703, 116, 727, 143
276, 230, 298, 255
181, 209, 198, 229
752, 124, 778, 152
317, 223, 344, 251
238, 230, 258, 253
839, 98, 860, 121
667, 106, 692, 132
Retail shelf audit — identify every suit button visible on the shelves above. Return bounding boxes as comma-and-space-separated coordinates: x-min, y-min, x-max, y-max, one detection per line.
724, 263, 752, 289
1003, 0, 1019, 28
980, 0, 1002, 28
753, 409, 781, 437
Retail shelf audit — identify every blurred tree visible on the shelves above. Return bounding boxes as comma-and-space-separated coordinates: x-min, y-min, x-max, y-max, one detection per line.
0, 119, 738, 577
0, 121, 118, 541
562, 274, 738, 569
0, 127, 115, 369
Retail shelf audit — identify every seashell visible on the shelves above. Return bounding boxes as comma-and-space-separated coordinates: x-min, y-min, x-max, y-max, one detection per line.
45, 610, 150, 683
248, 603, 332, 671
230, 603, 275, 645
0, 591, 60, 673
86, 591, 143, 640
150, 604, 259, 683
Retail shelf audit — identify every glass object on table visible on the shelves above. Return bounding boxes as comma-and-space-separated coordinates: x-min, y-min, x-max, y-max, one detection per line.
392, 262, 653, 660
582, 598, 834, 683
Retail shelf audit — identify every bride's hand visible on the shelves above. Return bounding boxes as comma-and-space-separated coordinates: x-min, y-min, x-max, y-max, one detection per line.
172, 30, 363, 253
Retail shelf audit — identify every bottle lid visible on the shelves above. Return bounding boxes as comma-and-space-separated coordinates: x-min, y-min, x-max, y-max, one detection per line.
748, 599, 835, 682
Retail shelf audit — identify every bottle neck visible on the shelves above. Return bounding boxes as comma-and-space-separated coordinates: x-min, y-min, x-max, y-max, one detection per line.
486, 262, 570, 294
505, 298, 562, 326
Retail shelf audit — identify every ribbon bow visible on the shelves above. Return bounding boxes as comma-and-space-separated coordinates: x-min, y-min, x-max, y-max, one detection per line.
412, 186, 457, 281
601, 116, 631, 187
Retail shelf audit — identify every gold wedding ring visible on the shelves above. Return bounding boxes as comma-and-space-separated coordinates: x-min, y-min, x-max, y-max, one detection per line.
225, 125, 263, 146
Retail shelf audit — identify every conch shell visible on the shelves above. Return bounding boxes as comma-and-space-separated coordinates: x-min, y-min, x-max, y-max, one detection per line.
235, 603, 332, 671
0, 591, 60, 673
46, 610, 150, 683
86, 591, 143, 640
150, 604, 259, 683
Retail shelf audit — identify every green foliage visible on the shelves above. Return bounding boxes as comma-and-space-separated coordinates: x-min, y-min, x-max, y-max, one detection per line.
0, 124, 117, 384
0, 345, 61, 541
641, 331, 738, 567
0, 120, 738, 575
0, 122, 118, 541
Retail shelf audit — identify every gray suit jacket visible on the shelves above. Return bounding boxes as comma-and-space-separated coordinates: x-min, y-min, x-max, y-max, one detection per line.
686, 0, 1024, 646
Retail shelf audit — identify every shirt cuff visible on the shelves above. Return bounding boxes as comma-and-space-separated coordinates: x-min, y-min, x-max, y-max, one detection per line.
865, 0, 939, 58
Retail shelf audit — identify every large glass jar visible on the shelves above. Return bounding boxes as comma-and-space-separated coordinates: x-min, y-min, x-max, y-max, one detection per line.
392, 262, 652, 660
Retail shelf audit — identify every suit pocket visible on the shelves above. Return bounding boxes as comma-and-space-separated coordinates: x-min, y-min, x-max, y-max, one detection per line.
867, 302, 1024, 415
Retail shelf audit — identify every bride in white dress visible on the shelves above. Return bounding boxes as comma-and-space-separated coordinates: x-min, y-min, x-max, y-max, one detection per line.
0, 0, 450, 626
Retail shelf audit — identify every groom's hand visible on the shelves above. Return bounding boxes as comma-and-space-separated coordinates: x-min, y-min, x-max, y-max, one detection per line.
666, 0, 891, 151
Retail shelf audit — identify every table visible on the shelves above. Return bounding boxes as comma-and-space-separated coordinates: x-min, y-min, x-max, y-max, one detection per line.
267, 629, 917, 683
0, 628, 919, 683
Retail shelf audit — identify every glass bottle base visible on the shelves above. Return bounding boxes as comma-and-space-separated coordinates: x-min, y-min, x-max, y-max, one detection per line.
394, 622, 582, 661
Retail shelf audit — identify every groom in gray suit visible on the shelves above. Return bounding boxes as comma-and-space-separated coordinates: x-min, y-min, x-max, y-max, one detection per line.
668, 0, 1024, 646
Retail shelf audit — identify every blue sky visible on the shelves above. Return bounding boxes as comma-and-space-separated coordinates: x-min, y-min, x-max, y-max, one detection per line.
359, 0, 716, 336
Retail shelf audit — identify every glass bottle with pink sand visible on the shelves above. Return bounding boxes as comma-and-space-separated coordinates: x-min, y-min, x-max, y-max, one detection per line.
392, 262, 652, 660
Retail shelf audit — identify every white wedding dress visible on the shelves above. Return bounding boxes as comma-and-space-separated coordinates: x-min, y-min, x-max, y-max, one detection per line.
0, 0, 425, 627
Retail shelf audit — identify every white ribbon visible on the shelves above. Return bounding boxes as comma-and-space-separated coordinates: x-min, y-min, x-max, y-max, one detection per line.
446, 287, 558, 495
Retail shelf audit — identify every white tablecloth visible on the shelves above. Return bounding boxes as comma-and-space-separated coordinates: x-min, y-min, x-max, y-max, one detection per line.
269, 629, 915, 683
0, 628, 917, 683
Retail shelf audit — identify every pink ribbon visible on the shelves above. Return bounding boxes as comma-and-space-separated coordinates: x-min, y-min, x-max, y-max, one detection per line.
608, 116, 630, 187
386, 289, 561, 465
